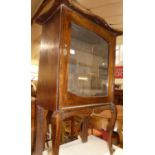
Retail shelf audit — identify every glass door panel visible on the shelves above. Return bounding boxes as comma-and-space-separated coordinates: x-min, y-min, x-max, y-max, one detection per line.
68, 23, 109, 97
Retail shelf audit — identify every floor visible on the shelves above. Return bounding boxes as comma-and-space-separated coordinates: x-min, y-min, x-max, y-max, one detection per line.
43, 135, 123, 155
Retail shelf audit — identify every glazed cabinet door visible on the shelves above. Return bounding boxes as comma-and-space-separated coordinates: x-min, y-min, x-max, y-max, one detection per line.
59, 6, 116, 108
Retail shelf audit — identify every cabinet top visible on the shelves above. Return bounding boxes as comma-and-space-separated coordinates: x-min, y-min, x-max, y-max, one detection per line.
35, 0, 122, 36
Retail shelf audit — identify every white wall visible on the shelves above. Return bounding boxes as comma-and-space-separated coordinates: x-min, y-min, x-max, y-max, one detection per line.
115, 35, 123, 88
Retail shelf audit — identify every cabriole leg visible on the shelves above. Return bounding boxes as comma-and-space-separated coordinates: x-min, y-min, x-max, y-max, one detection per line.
107, 104, 117, 155
80, 116, 90, 143
34, 105, 47, 155
52, 112, 62, 155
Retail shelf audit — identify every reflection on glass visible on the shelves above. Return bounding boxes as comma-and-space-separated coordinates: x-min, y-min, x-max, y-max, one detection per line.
68, 23, 109, 97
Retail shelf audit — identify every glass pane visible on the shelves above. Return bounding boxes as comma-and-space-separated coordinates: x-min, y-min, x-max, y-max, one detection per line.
68, 23, 109, 97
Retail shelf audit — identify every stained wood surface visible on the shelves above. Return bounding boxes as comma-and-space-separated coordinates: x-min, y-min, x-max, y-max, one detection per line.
34, 2, 118, 155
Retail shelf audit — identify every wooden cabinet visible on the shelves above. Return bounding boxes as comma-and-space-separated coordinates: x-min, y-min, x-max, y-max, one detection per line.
34, 1, 122, 155
114, 89, 123, 105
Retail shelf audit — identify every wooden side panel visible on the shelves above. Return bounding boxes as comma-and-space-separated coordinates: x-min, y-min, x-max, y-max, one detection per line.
37, 10, 61, 111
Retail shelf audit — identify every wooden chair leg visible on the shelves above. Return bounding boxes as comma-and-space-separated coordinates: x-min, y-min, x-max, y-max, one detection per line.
34, 105, 47, 155
46, 111, 53, 148
107, 104, 117, 155
52, 112, 62, 155
70, 117, 75, 137
31, 102, 36, 154
80, 116, 90, 143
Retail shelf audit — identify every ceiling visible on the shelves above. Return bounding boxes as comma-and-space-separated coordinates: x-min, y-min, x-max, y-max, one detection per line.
76, 0, 122, 31
31, 0, 123, 65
